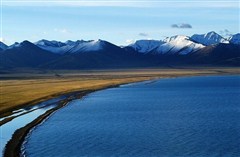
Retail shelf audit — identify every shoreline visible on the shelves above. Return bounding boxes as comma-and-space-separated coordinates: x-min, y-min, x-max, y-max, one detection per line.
1, 67, 238, 117
3, 82, 147, 157
2, 72, 239, 157
0, 76, 161, 119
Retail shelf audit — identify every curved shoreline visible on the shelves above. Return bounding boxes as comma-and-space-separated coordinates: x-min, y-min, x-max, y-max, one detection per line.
3, 83, 135, 157
3, 73, 239, 157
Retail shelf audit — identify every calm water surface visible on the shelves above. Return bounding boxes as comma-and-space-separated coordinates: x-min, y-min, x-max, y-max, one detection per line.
24, 75, 240, 157
0, 96, 66, 157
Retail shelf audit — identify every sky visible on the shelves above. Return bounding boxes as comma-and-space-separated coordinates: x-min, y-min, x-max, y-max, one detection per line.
0, 0, 239, 45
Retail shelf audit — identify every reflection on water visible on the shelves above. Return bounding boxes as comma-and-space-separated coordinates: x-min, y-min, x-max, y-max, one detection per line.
0, 96, 66, 122
24, 75, 240, 157
0, 96, 66, 157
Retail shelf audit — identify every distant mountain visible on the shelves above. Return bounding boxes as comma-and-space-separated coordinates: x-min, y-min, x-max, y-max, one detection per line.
190, 43, 240, 65
7, 42, 21, 49
67, 39, 115, 54
128, 40, 165, 54
0, 41, 58, 68
35, 39, 117, 54
0, 31, 239, 70
0, 42, 8, 51
128, 35, 204, 55
158, 35, 205, 55
35, 39, 72, 54
229, 33, 240, 45
39, 40, 157, 69
191, 31, 229, 46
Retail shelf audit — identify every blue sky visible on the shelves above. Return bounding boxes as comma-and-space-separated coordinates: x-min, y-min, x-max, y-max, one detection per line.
1, 0, 239, 45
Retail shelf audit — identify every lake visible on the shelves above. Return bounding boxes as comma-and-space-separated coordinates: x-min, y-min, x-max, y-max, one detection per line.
23, 75, 240, 157
0, 96, 67, 157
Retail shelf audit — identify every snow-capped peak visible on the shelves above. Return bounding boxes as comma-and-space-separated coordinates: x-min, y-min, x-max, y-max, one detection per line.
204, 31, 228, 43
158, 35, 205, 55
129, 39, 165, 53
68, 39, 105, 53
191, 31, 229, 46
35, 39, 73, 54
229, 33, 240, 45
128, 36, 204, 55
34, 39, 108, 54
36, 39, 66, 47
163, 35, 189, 43
204, 31, 218, 38
89, 39, 104, 46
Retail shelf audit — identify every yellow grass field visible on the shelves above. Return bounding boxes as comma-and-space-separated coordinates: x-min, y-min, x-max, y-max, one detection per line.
0, 68, 239, 115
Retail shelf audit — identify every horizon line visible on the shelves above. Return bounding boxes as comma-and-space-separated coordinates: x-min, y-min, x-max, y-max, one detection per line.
1, 31, 239, 46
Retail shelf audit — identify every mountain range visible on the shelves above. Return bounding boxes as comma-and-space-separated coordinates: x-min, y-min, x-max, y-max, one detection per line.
0, 31, 239, 70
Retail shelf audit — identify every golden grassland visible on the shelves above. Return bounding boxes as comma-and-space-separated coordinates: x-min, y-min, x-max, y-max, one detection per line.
0, 68, 239, 115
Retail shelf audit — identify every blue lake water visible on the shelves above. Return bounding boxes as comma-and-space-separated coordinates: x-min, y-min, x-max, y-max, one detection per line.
24, 75, 240, 157
0, 96, 66, 157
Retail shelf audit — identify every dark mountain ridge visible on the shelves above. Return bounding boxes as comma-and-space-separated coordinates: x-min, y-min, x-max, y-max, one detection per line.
0, 32, 239, 70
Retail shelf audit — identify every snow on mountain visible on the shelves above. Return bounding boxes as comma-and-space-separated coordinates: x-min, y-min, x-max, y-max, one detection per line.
157, 35, 205, 55
35, 40, 72, 54
35, 39, 106, 54
229, 33, 240, 45
191, 31, 229, 46
37, 39, 66, 47
129, 40, 165, 53
6, 32, 238, 56
0, 42, 8, 51
128, 36, 204, 55
68, 39, 104, 53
